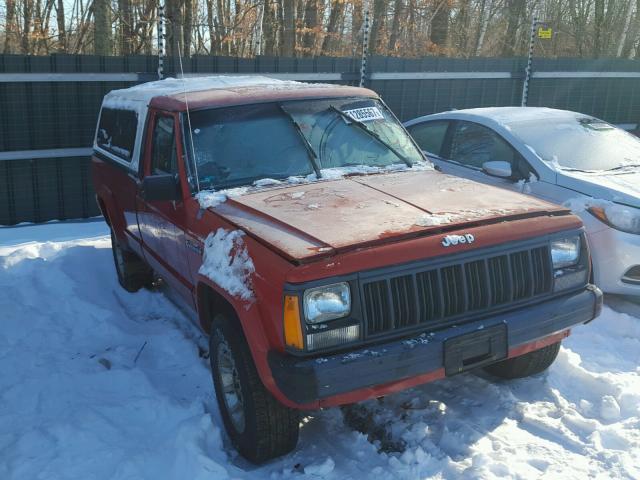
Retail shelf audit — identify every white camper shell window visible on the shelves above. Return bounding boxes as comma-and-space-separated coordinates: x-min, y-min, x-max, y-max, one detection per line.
96, 108, 138, 163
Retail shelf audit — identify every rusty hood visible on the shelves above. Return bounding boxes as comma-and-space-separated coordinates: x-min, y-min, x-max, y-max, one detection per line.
212, 170, 569, 262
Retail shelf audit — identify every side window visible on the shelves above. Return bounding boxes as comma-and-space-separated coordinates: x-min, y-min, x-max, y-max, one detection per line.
96, 108, 138, 162
151, 116, 177, 175
407, 121, 449, 156
448, 121, 519, 170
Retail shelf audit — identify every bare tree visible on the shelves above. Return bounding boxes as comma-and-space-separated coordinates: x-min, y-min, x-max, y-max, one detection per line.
302, 0, 319, 54
387, 0, 404, 52
282, 0, 296, 55
4, 0, 17, 53
501, 0, 526, 56
368, 0, 387, 54
430, 0, 450, 48
94, 0, 112, 55
56, 0, 66, 51
322, 0, 346, 54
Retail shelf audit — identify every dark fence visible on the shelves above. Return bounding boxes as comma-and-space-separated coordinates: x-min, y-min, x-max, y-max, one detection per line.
1, 54, 640, 225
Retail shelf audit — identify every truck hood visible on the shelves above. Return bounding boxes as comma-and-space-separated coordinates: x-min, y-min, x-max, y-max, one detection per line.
213, 170, 568, 262
556, 169, 640, 209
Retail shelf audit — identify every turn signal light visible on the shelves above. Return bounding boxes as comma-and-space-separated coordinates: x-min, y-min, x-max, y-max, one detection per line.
283, 295, 304, 350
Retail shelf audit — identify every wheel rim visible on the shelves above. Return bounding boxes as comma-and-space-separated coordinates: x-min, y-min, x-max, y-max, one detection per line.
217, 340, 246, 433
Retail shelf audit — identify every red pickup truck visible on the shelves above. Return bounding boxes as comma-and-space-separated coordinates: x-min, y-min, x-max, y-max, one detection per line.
92, 76, 602, 463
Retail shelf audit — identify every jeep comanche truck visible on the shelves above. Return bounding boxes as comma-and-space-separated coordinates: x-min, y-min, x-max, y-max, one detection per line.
92, 76, 602, 463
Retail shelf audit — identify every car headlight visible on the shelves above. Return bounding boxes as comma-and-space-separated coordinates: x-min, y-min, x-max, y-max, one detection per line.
588, 204, 640, 234
551, 236, 581, 269
303, 282, 351, 324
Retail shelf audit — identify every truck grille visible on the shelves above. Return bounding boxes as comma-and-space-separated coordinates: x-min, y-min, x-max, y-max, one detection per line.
361, 246, 552, 337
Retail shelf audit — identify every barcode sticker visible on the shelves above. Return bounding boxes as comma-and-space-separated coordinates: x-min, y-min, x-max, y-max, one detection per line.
343, 106, 385, 122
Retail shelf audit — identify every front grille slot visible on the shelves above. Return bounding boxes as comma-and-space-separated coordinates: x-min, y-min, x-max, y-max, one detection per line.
390, 275, 416, 329
488, 255, 511, 305
465, 260, 489, 311
531, 246, 553, 294
510, 251, 532, 300
361, 245, 553, 338
416, 270, 441, 322
441, 265, 465, 317
363, 280, 391, 335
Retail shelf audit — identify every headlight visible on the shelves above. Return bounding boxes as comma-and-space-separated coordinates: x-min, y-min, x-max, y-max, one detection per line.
588, 204, 640, 234
303, 282, 351, 323
551, 236, 581, 269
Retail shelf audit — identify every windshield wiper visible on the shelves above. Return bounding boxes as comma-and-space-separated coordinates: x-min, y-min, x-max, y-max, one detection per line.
328, 105, 413, 167
278, 104, 322, 178
602, 163, 640, 172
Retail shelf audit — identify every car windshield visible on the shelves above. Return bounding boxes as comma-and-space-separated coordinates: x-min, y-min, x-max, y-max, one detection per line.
508, 116, 640, 172
184, 97, 424, 190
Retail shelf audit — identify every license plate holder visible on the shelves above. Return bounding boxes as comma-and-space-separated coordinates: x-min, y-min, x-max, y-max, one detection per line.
444, 324, 508, 376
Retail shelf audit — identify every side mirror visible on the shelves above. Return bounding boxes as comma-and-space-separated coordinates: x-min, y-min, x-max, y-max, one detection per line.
482, 161, 512, 179
140, 174, 181, 202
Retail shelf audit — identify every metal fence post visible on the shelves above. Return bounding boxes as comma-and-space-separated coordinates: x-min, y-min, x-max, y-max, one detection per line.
521, 15, 537, 106
157, 0, 165, 80
359, 1, 370, 87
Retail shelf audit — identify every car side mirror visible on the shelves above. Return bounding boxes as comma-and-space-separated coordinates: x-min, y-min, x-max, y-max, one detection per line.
140, 174, 181, 202
482, 161, 512, 179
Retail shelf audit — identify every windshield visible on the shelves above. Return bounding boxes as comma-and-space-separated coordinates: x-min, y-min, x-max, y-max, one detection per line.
508, 116, 640, 172
282, 98, 423, 169
185, 97, 424, 190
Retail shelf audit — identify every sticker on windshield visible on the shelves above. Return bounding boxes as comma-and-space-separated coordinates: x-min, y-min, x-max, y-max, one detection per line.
343, 107, 385, 122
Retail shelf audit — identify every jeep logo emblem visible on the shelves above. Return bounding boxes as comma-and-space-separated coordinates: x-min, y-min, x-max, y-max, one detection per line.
442, 234, 475, 247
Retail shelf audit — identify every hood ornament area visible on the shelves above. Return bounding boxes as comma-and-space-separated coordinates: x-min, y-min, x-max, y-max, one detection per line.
442, 234, 475, 247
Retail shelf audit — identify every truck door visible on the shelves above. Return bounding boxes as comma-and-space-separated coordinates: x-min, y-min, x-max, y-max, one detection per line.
137, 111, 194, 306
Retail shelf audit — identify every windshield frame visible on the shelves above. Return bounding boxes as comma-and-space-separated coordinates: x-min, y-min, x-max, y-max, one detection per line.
180, 96, 427, 193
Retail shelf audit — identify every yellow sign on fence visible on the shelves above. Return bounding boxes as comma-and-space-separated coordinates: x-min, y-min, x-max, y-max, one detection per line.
537, 26, 553, 39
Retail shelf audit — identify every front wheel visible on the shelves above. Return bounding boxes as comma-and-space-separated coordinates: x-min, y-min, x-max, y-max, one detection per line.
209, 313, 300, 463
484, 341, 561, 379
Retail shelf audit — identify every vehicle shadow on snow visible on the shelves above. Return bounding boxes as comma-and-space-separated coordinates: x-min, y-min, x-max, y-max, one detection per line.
335, 367, 562, 462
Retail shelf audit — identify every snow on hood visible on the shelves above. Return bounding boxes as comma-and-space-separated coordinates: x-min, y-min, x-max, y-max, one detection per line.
195, 162, 434, 210
557, 169, 640, 209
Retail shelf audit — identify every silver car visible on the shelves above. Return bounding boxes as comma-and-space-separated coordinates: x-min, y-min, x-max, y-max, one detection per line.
405, 107, 640, 296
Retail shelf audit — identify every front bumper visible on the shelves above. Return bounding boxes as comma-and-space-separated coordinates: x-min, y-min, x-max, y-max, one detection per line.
588, 224, 640, 295
268, 285, 602, 408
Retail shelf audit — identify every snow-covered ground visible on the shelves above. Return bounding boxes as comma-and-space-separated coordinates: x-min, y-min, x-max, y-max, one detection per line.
1, 221, 639, 479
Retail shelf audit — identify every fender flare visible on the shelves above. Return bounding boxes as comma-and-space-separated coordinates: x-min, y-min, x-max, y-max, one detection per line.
195, 276, 280, 399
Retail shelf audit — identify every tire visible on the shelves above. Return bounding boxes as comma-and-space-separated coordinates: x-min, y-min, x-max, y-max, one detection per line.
484, 341, 561, 379
110, 229, 153, 293
209, 313, 300, 463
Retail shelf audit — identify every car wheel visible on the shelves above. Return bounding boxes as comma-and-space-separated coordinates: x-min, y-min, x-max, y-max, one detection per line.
483, 341, 561, 379
210, 313, 300, 463
110, 229, 153, 292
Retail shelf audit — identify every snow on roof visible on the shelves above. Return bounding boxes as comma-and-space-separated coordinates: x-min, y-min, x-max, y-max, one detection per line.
102, 75, 322, 107
99, 75, 328, 170
446, 107, 581, 126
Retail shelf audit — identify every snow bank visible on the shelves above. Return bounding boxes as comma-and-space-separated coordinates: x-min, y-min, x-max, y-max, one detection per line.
199, 229, 255, 301
0, 224, 233, 480
2, 221, 639, 479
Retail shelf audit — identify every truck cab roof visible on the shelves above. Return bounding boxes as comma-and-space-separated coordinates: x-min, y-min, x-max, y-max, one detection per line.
98, 76, 376, 170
